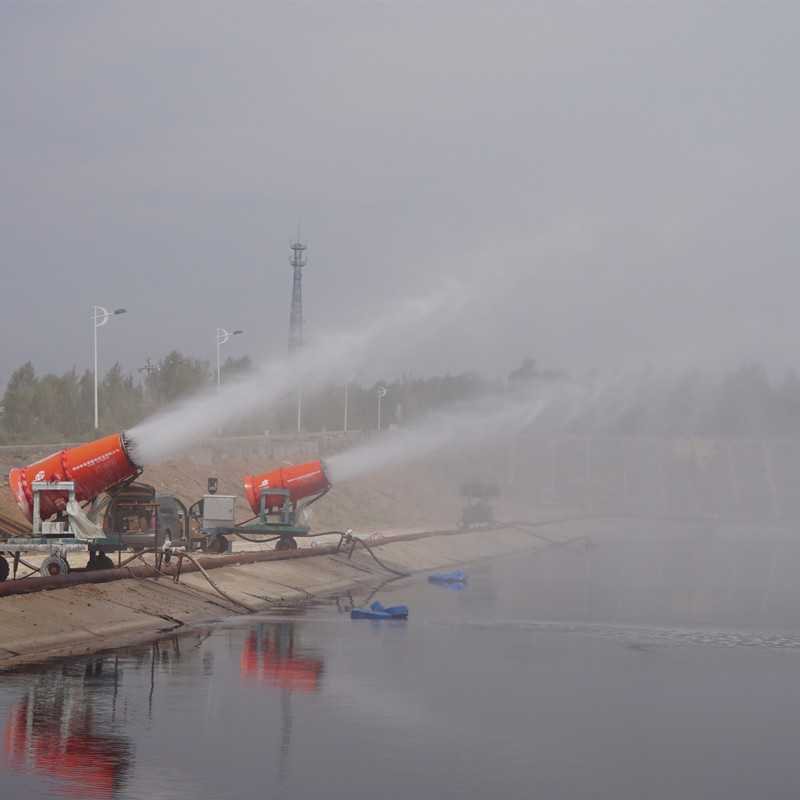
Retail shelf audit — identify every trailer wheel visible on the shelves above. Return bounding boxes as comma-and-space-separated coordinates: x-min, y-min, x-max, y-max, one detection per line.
275, 537, 297, 551
40, 555, 70, 577
201, 534, 229, 553
89, 553, 115, 571
0, 556, 9, 582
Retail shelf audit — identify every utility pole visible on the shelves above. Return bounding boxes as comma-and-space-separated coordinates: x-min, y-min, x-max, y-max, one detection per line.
138, 355, 156, 404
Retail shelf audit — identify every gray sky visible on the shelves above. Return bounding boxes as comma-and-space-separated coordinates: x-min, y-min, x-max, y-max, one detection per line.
2, 1, 799, 394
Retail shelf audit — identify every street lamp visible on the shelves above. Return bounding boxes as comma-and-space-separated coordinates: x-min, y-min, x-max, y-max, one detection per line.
92, 306, 127, 430
377, 385, 387, 432
214, 328, 243, 392
344, 372, 361, 433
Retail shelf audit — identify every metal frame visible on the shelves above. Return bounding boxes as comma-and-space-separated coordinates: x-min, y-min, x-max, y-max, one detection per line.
0, 481, 124, 580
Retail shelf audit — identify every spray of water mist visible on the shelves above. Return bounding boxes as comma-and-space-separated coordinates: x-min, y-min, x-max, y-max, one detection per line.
326, 390, 554, 484
325, 363, 724, 485
123, 230, 720, 473
127, 270, 490, 465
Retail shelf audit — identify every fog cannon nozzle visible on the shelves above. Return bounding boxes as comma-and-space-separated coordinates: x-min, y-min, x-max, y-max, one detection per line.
243, 459, 332, 516
8, 432, 143, 522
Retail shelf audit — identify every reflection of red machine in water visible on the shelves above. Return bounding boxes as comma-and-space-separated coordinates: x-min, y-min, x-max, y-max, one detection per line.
8, 432, 142, 522
1, 668, 132, 798
240, 624, 324, 694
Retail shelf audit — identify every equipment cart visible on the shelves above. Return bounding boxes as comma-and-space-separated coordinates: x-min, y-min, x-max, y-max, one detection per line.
0, 481, 125, 580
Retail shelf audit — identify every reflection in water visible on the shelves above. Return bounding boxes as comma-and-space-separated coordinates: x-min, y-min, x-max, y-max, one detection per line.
1, 621, 326, 800
5, 523, 800, 800
239, 622, 324, 797
239, 623, 324, 694
2, 660, 133, 799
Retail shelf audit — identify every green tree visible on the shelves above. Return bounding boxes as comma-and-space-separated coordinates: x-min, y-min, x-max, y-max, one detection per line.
152, 350, 211, 405
1, 362, 39, 441
98, 362, 147, 433
220, 355, 255, 385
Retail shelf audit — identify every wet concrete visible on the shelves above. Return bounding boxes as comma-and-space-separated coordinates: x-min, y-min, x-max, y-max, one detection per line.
0, 518, 603, 669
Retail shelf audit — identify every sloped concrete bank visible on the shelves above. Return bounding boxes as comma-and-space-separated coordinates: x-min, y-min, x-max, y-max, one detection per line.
0, 518, 606, 670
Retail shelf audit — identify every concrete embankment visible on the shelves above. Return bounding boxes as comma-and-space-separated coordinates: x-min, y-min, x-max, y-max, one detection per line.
0, 518, 605, 670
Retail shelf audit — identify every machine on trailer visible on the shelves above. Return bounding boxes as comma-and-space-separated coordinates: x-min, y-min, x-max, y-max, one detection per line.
458, 476, 500, 529
1, 432, 335, 578
1, 433, 143, 579
189, 460, 332, 553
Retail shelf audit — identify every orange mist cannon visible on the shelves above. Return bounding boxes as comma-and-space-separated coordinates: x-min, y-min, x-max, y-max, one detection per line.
190, 460, 332, 555
9, 432, 142, 522
243, 459, 331, 517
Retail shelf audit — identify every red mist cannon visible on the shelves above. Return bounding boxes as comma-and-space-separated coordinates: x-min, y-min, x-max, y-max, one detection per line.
242, 459, 332, 551
9, 432, 142, 523
192, 460, 332, 553
243, 460, 331, 517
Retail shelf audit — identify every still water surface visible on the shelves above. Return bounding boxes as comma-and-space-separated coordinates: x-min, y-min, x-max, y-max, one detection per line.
3, 520, 800, 799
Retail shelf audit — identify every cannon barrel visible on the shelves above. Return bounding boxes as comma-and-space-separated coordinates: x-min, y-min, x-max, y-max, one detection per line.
9, 432, 142, 522
243, 459, 331, 515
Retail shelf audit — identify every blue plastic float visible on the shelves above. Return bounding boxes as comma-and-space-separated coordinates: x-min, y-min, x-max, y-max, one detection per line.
350, 608, 390, 619
350, 600, 409, 620
428, 569, 468, 586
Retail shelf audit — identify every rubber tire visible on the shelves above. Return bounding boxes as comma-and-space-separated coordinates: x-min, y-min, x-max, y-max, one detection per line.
201, 534, 228, 554
0, 556, 9, 582
91, 554, 115, 571
275, 537, 298, 551
40, 555, 70, 577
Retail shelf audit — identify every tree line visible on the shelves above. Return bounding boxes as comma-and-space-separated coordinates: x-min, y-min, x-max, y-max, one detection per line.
0, 351, 503, 444
1, 354, 800, 445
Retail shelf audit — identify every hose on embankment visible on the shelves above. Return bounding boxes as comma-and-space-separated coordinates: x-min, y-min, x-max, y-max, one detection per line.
511, 521, 596, 549
177, 551, 259, 612
338, 532, 411, 578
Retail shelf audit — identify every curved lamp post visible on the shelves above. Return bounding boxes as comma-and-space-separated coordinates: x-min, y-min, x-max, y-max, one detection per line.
377, 385, 387, 432
215, 328, 243, 392
92, 306, 127, 429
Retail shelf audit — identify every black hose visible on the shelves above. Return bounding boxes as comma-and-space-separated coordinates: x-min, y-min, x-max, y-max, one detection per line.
232, 531, 281, 544
343, 532, 411, 577
178, 551, 259, 612
512, 523, 595, 549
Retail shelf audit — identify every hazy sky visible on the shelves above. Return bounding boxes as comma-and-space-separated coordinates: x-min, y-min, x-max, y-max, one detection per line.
2, 1, 799, 394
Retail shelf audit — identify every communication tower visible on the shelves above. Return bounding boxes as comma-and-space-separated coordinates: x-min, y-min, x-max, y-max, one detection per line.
288, 235, 307, 353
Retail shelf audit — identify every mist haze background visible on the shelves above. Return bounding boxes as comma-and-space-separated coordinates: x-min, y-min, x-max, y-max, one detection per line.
2, 1, 799, 396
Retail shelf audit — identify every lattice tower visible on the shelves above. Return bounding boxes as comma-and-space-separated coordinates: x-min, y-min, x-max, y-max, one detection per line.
288, 236, 307, 353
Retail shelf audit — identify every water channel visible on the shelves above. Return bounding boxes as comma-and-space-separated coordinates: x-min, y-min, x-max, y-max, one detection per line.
3, 519, 800, 799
